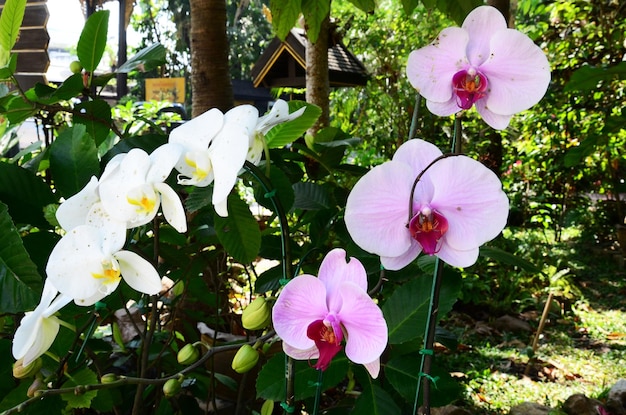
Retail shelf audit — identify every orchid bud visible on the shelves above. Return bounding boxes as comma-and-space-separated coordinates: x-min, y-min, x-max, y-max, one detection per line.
241, 297, 271, 331
177, 344, 200, 366
163, 378, 182, 397
231, 344, 259, 374
27, 377, 45, 398
261, 399, 274, 415
101, 373, 118, 384
12, 358, 42, 379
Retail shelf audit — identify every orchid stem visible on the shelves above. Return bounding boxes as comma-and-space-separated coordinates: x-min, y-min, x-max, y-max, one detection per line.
312, 369, 324, 415
412, 257, 444, 415
453, 113, 462, 154
408, 93, 422, 141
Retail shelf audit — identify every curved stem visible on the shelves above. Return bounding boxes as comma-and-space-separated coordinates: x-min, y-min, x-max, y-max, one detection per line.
312, 369, 324, 415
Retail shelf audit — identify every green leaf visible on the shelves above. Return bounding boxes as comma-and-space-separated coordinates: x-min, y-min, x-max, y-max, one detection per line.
301, 0, 330, 44
0, 202, 42, 313
345, 0, 376, 13
351, 375, 401, 415
214, 193, 262, 264
101, 133, 167, 164
269, 0, 302, 41
382, 268, 461, 344
564, 62, 626, 92
479, 246, 543, 274
61, 368, 99, 408
1, 95, 36, 124
0, 382, 64, 413
435, 0, 483, 25
256, 351, 349, 401
0, 0, 26, 52
265, 101, 321, 149
292, 182, 330, 210
77, 10, 109, 72
401, 0, 420, 14
564, 135, 599, 167
253, 165, 295, 213
73, 99, 112, 146
49, 124, 100, 199
0, 162, 57, 228
117, 43, 167, 73
254, 263, 283, 293
185, 185, 213, 214
386, 356, 461, 407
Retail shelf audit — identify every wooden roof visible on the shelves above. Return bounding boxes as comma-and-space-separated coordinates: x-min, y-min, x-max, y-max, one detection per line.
251, 28, 368, 88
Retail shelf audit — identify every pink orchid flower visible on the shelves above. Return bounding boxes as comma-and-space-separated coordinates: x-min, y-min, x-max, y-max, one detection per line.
272, 248, 388, 378
406, 5, 550, 130
344, 139, 509, 270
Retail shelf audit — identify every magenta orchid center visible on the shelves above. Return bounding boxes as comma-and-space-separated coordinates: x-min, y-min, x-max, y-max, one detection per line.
452, 68, 488, 110
306, 315, 344, 371
409, 206, 449, 255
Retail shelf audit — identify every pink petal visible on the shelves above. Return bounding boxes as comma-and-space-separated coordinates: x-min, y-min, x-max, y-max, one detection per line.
345, 162, 414, 258
391, 139, 443, 177
272, 275, 329, 350
318, 249, 368, 306
426, 98, 461, 117
474, 100, 514, 130
436, 243, 480, 268
363, 358, 381, 379
480, 29, 551, 115
427, 156, 509, 251
462, 6, 507, 67
406, 27, 469, 103
282, 342, 319, 361
380, 240, 422, 271
337, 282, 387, 365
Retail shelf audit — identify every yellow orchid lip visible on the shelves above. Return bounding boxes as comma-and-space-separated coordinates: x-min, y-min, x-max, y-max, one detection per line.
91, 261, 121, 285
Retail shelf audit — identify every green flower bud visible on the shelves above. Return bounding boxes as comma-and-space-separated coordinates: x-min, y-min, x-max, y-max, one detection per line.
261, 399, 274, 415
231, 344, 259, 374
12, 358, 42, 379
241, 297, 271, 331
177, 344, 200, 366
101, 373, 118, 384
163, 378, 182, 398
69, 60, 83, 74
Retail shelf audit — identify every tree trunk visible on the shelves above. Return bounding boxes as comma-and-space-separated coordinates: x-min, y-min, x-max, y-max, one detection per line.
305, 13, 330, 135
189, 0, 233, 117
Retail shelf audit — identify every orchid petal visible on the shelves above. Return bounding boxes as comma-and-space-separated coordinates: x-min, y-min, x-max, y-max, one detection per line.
56, 176, 100, 231
23, 315, 60, 365
85, 206, 126, 254
42, 292, 72, 318
392, 139, 443, 178
224, 104, 258, 142
337, 282, 387, 365
272, 275, 329, 350
480, 29, 551, 115
427, 156, 509, 251
282, 342, 319, 361
363, 358, 381, 379
436, 243, 480, 268
474, 100, 514, 130
147, 143, 183, 183
345, 161, 414, 257
176, 150, 214, 187
462, 6, 507, 67
318, 248, 368, 307
426, 98, 462, 117
406, 27, 469, 103
209, 123, 249, 217
256, 100, 306, 135
114, 250, 162, 295
380, 240, 422, 271
154, 182, 187, 233
169, 108, 224, 151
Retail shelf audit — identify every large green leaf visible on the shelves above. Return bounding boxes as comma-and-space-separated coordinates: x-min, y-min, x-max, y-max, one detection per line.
0, 202, 42, 313
117, 43, 167, 73
265, 101, 321, 149
0, 0, 26, 52
382, 268, 461, 344
2, 95, 36, 124
77, 10, 109, 72
214, 193, 262, 264
345, 0, 376, 13
269, 0, 302, 41
61, 368, 99, 408
0, 162, 56, 228
301, 0, 330, 44
0, 381, 64, 414
479, 246, 542, 274
351, 373, 401, 415
49, 124, 100, 199
292, 182, 330, 210
73, 99, 112, 146
256, 352, 349, 401
401, 0, 420, 14
385, 355, 462, 407
564, 62, 626, 92
435, 0, 483, 25
101, 133, 167, 164
253, 164, 295, 213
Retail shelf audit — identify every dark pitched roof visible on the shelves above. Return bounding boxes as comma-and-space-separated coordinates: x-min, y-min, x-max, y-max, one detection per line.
251, 28, 368, 88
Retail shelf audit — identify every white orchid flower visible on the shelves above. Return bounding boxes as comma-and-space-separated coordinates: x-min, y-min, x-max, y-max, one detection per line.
98, 144, 187, 232
12, 280, 72, 365
169, 108, 251, 217
46, 217, 162, 306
